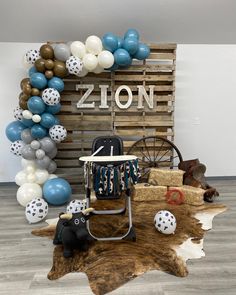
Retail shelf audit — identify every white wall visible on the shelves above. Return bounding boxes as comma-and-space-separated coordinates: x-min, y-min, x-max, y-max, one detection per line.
175, 45, 236, 176
0, 43, 235, 182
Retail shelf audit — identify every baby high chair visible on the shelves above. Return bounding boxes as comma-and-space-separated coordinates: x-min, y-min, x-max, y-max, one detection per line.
80, 136, 139, 241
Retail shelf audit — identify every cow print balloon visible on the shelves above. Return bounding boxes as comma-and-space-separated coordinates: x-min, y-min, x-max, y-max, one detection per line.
42, 88, 61, 106
13, 106, 23, 121
10, 140, 25, 156
25, 198, 48, 224
25, 49, 40, 65
154, 210, 176, 235
66, 199, 87, 214
49, 125, 67, 143
66, 56, 83, 76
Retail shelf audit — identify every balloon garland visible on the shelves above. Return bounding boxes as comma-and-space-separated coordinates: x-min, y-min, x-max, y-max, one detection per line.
5, 29, 150, 224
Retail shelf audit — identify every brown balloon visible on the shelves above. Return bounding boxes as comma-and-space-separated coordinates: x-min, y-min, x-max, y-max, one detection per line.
35, 58, 46, 73
19, 92, 30, 101
22, 84, 32, 95
20, 78, 30, 90
19, 97, 28, 110
40, 44, 54, 60
53, 60, 68, 78
44, 59, 54, 70
31, 88, 40, 96
45, 70, 54, 79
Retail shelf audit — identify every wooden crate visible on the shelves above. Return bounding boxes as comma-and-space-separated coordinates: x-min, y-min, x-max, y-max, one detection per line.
55, 43, 177, 193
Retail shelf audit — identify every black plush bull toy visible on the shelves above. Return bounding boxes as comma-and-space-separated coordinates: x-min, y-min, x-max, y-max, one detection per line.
53, 207, 95, 258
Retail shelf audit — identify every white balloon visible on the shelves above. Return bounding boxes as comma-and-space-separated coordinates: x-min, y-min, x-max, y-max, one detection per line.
49, 125, 67, 143
48, 174, 58, 180
93, 64, 104, 74
70, 41, 86, 59
78, 67, 88, 77
32, 114, 41, 123
15, 170, 28, 186
22, 110, 33, 120
13, 106, 23, 121
25, 165, 35, 174
66, 199, 87, 214
98, 50, 115, 69
22, 54, 32, 69
83, 53, 98, 71
25, 49, 40, 65
66, 56, 83, 76
10, 140, 25, 156
154, 210, 176, 235
16, 183, 42, 207
85, 36, 103, 55
25, 198, 48, 224
27, 173, 37, 183
42, 88, 60, 106
21, 158, 36, 169
35, 169, 49, 185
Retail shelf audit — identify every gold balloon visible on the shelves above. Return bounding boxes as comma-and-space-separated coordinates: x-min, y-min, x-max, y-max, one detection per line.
19, 97, 28, 110
35, 58, 46, 73
19, 92, 30, 101
45, 59, 54, 70
22, 84, 32, 95
31, 88, 40, 96
40, 44, 54, 59
45, 70, 54, 79
20, 78, 30, 90
53, 60, 68, 78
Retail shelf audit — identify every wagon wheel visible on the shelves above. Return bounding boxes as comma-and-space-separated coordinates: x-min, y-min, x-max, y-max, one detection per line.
127, 136, 183, 182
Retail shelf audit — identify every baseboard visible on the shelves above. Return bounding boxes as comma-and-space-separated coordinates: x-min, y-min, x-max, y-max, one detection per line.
0, 182, 17, 186
206, 176, 236, 181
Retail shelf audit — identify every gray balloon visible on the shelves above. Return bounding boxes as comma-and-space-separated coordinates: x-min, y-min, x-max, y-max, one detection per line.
46, 147, 58, 159
21, 129, 34, 144
54, 44, 71, 61
35, 149, 45, 160
36, 155, 51, 169
30, 140, 41, 150
21, 144, 36, 160
39, 137, 56, 153
47, 160, 57, 173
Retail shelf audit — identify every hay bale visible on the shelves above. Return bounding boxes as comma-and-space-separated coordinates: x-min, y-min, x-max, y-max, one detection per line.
169, 185, 205, 206
148, 168, 185, 187
133, 183, 167, 201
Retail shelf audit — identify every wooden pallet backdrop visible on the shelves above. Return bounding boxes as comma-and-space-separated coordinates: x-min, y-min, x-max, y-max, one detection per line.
55, 43, 177, 193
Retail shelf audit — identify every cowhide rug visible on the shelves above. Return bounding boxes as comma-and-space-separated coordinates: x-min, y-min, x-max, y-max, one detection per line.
32, 199, 226, 295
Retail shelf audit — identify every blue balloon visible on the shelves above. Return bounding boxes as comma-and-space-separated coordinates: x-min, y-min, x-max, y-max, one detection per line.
45, 103, 61, 114
5, 121, 27, 142
117, 36, 124, 48
21, 118, 34, 127
40, 112, 56, 129
114, 49, 132, 67
28, 66, 37, 77
27, 96, 46, 114
106, 63, 119, 71
124, 28, 140, 40
31, 124, 47, 139
54, 116, 60, 125
30, 72, 47, 89
102, 33, 118, 53
123, 37, 139, 55
43, 178, 72, 205
48, 77, 64, 92
133, 43, 150, 60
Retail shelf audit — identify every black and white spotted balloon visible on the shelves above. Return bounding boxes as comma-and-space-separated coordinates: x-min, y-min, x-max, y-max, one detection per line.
42, 88, 61, 106
49, 125, 67, 143
66, 56, 83, 76
154, 210, 176, 234
10, 140, 25, 156
25, 49, 40, 65
25, 198, 48, 224
66, 199, 87, 214
13, 106, 23, 121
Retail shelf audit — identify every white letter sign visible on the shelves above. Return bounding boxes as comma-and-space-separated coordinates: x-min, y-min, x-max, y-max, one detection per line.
76, 84, 95, 108
115, 85, 133, 109
137, 85, 154, 109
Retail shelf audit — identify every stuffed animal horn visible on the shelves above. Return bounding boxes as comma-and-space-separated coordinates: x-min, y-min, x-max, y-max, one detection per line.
82, 208, 94, 215
60, 213, 73, 220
